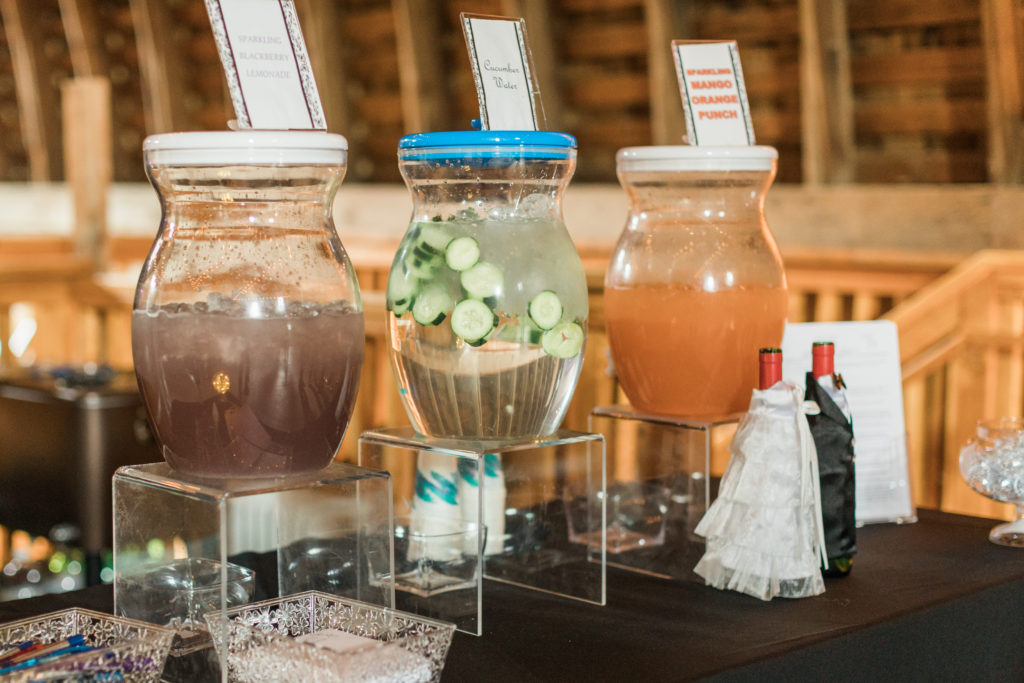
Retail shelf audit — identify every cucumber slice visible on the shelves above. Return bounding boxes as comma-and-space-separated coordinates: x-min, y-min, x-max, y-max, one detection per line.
404, 251, 441, 280
451, 299, 497, 344
414, 222, 453, 256
387, 273, 417, 316
445, 236, 481, 272
460, 262, 503, 301
412, 285, 452, 326
528, 290, 563, 330
412, 243, 443, 263
542, 321, 584, 358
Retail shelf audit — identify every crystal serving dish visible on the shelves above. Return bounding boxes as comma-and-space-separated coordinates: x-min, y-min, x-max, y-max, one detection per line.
959, 417, 1024, 546
206, 591, 455, 682
0, 608, 174, 682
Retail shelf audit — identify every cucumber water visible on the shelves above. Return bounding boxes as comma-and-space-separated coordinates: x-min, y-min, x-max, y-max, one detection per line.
387, 214, 589, 439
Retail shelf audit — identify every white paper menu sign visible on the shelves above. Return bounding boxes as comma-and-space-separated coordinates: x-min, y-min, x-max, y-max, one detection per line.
461, 13, 541, 130
781, 321, 916, 525
205, 0, 326, 130
672, 40, 754, 146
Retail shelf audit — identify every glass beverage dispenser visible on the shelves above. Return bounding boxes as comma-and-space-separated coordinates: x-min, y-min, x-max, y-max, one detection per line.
132, 131, 364, 478
386, 131, 588, 440
604, 146, 787, 417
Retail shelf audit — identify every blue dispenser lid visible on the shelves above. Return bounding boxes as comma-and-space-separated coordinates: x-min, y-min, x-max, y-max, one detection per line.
399, 130, 577, 161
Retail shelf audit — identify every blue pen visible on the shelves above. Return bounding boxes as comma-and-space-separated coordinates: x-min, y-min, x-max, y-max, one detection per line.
0, 643, 98, 675
0, 635, 87, 669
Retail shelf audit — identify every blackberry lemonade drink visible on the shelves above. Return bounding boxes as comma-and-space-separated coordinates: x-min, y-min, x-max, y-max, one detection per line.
133, 132, 363, 477
133, 296, 363, 477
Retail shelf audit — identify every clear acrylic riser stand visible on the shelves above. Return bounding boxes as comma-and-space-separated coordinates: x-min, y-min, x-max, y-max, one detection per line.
359, 427, 606, 636
588, 405, 741, 582
112, 461, 395, 677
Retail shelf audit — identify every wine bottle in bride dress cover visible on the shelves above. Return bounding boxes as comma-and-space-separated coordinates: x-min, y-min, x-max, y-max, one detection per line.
693, 348, 827, 601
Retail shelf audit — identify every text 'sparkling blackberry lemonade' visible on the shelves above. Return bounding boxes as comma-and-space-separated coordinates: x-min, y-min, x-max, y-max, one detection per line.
386, 132, 588, 440
132, 131, 363, 478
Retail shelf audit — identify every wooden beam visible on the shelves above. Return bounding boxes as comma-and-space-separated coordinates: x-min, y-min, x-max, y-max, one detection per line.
58, 0, 106, 77
62, 77, 111, 268
644, 0, 686, 145
980, 0, 1024, 183
294, 0, 350, 135
1, 0, 63, 180
502, 0, 563, 131
392, 0, 446, 133
130, 0, 186, 133
799, 0, 854, 183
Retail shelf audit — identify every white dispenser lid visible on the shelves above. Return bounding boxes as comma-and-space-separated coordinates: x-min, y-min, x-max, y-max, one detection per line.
617, 145, 777, 172
143, 130, 348, 166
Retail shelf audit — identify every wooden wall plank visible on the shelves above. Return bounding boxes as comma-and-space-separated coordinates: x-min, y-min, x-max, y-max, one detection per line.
295, 0, 350, 135
852, 46, 985, 87
643, 0, 686, 145
697, 3, 800, 40
847, 3, 979, 31
855, 99, 986, 135
800, 0, 854, 183
58, 0, 105, 77
980, 0, 1024, 183
563, 22, 647, 59
129, 0, 186, 133
502, 0, 564, 131
1, 0, 63, 180
62, 77, 111, 267
567, 71, 648, 109
392, 0, 447, 133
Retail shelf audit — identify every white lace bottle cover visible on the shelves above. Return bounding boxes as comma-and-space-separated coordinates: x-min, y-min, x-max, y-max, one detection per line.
694, 382, 827, 601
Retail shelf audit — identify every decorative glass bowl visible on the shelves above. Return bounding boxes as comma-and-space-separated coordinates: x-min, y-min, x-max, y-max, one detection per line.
206, 591, 455, 682
959, 417, 1024, 546
0, 608, 175, 682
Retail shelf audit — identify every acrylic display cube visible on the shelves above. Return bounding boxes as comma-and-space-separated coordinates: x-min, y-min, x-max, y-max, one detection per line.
359, 428, 605, 636
112, 461, 395, 659
588, 405, 740, 581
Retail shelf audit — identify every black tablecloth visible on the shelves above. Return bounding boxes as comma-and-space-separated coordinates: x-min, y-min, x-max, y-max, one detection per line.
3, 509, 1023, 682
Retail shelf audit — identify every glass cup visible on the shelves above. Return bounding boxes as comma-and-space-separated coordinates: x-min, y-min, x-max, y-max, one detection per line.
960, 417, 1024, 546
604, 146, 787, 417
386, 131, 588, 440
132, 131, 364, 478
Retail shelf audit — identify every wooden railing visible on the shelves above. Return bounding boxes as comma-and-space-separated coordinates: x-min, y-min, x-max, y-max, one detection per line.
5, 237, 985, 515
0, 241, 95, 368
884, 250, 1024, 520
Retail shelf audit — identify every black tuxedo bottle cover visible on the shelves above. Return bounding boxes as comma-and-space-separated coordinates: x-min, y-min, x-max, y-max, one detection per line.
805, 341, 856, 576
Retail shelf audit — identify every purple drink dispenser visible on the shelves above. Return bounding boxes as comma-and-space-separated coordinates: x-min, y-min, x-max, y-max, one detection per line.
132, 131, 363, 478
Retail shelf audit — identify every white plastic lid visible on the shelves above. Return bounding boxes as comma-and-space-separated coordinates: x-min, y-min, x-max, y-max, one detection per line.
617, 145, 777, 172
143, 130, 348, 166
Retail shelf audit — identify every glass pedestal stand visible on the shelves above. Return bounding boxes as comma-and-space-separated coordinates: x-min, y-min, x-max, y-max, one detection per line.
359, 427, 606, 636
112, 462, 394, 680
588, 405, 740, 581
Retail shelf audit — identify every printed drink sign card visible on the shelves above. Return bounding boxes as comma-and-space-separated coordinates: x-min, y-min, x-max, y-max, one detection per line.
672, 40, 755, 146
781, 320, 916, 525
205, 0, 326, 130
461, 13, 542, 130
